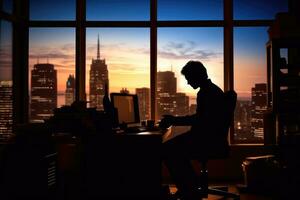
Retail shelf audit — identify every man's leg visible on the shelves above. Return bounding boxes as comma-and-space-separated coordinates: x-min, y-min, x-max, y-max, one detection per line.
162, 135, 200, 200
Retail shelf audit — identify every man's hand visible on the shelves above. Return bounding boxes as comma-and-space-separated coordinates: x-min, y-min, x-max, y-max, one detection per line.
159, 115, 175, 129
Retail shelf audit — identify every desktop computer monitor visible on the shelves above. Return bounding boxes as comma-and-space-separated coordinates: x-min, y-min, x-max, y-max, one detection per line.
110, 93, 140, 127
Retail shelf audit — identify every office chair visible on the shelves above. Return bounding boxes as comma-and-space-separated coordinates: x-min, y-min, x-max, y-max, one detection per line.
172, 90, 240, 200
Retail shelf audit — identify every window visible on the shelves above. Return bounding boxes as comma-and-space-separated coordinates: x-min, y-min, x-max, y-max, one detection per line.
29, 28, 75, 122
30, 0, 76, 20
1, 0, 13, 14
233, 27, 269, 144
158, 0, 223, 20
157, 28, 223, 119
86, 28, 150, 117
5, 0, 288, 144
234, 0, 288, 20
87, 0, 150, 21
0, 20, 13, 137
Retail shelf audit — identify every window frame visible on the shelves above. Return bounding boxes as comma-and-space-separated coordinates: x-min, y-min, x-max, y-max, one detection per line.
10, 0, 277, 144
0, 0, 18, 134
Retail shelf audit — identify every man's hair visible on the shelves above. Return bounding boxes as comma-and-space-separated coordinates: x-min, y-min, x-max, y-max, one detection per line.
181, 60, 208, 79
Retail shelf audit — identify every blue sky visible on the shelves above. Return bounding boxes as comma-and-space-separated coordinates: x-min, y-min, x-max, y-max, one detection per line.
29, 0, 288, 20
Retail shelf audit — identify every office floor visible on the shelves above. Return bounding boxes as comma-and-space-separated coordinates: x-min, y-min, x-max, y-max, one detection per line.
169, 183, 277, 200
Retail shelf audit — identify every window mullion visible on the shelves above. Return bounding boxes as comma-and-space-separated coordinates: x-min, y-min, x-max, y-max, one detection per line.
224, 0, 234, 144
76, 0, 86, 101
150, 0, 157, 121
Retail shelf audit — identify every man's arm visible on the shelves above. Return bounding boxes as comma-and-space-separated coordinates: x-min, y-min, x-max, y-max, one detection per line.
172, 114, 198, 126
160, 113, 199, 127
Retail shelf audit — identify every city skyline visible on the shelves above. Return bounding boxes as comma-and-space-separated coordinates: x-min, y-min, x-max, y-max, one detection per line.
27, 27, 268, 99
29, 53, 268, 142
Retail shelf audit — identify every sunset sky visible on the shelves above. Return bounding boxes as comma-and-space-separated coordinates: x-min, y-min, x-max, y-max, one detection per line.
1, 0, 288, 100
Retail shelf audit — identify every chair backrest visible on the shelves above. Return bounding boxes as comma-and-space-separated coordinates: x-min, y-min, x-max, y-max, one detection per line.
205, 90, 237, 159
222, 90, 237, 138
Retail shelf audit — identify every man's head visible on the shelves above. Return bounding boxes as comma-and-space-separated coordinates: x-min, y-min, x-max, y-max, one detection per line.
181, 60, 208, 89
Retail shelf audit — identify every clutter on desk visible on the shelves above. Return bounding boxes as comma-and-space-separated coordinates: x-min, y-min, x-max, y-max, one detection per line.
46, 100, 114, 137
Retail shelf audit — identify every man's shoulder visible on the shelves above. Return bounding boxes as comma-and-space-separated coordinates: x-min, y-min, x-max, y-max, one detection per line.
200, 82, 224, 95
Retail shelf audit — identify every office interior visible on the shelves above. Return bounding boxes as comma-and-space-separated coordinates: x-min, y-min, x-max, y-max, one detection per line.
0, 0, 300, 199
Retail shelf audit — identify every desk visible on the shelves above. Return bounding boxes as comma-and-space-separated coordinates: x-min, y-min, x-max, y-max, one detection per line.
53, 130, 164, 199
83, 130, 163, 199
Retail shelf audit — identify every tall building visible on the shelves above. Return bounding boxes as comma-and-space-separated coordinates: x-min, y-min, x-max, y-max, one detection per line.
157, 71, 177, 95
0, 81, 13, 136
136, 87, 150, 121
234, 100, 252, 141
31, 63, 57, 122
89, 35, 109, 110
251, 83, 268, 139
65, 74, 75, 106
157, 71, 189, 118
157, 71, 177, 118
174, 92, 189, 116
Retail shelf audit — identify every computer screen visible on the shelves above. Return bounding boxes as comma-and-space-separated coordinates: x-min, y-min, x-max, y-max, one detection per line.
110, 93, 140, 127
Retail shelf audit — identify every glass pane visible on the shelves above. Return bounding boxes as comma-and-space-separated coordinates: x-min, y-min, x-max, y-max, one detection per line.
87, 0, 150, 21
234, 27, 269, 144
0, 20, 13, 137
157, 28, 223, 120
86, 28, 150, 121
1, 0, 13, 14
29, 28, 75, 122
30, 0, 75, 20
234, 0, 288, 20
158, 0, 223, 20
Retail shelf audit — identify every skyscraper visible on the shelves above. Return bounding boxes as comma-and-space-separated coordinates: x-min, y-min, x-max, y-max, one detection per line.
234, 100, 252, 141
174, 92, 189, 116
136, 87, 150, 121
251, 83, 268, 139
0, 81, 13, 136
157, 71, 177, 95
157, 71, 177, 118
31, 63, 57, 122
89, 35, 109, 110
157, 71, 189, 118
65, 74, 75, 106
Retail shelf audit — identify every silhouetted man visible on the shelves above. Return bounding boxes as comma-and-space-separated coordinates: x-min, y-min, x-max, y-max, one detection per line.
160, 60, 227, 200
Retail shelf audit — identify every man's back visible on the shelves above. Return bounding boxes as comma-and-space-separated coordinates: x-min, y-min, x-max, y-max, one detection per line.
191, 80, 226, 149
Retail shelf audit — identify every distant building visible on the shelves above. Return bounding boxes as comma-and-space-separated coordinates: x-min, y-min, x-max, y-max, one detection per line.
174, 93, 189, 116
0, 81, 13, 135
136, 87, 150, 121
89, 35, 109, 110
157, 71, 177, 95
30, 63, 57, 122
157, 71, 189, 118
65, 74, 75, 106
157, 71, 177, 118
234, 100, 252, 141
251, 83, 268, 139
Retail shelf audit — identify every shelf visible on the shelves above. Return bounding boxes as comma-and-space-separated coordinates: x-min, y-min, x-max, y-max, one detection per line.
279, 75, 300, 86
266, 38, 300, 145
